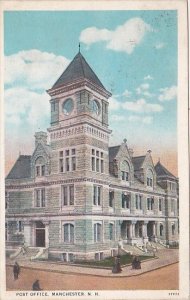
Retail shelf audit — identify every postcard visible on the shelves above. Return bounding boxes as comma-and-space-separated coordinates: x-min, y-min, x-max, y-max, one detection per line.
0, 0, 189, 299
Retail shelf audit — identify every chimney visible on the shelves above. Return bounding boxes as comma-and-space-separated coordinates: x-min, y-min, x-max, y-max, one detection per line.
35, 131, 47, 147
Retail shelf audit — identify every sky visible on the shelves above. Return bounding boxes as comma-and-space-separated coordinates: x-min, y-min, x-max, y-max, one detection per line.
4, 10, 177, 175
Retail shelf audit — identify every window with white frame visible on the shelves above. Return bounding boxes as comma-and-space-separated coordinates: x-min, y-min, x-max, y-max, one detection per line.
63, 223, 74, 243
135, 194, 142, 210
93, 186, 101, 206
94, 223, 102, 242
172, 224, 175, 235
109, 190, 114, 207
62, 185, 74, 206
159, 198, 163, 211
147, 197, 154, 210
59, 149, 76, 173
121, 160, 130, 181
35, 189, 45, 207
171, 199, 175, 213
169, 181, 176, 191
91, 149, 104, 173
17, 220, 23, 232
160, 224, 164, 236
122, 193, 130, 209
109, 223, 114, 240
35, 156, 46, 177
147, 169, 153, 187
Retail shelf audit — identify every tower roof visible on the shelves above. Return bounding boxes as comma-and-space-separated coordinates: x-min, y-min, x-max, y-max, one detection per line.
52, 52, 106, 91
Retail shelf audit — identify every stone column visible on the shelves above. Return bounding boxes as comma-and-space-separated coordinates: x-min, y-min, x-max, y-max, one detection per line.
132, 221, 136, 237
23, 221, 32, 247
143, 221, 148, 243
43, 220, 50, 248
129, 222, 133, 239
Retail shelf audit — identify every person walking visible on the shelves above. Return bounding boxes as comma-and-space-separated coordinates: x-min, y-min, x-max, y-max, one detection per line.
13, 262, 20, 280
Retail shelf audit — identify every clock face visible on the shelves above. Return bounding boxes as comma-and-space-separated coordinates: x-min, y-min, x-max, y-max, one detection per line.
91, 100, 100, 115
62, 98, 74, 115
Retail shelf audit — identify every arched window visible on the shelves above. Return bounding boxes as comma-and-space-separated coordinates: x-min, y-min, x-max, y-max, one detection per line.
160, 224, 164, 236
35, 156, 46, 177
121, 160, 130, 181
147, 169, 153, 187
63, 223, 74, 243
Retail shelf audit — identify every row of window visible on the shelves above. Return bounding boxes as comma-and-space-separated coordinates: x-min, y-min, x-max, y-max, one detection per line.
5, 188, 176, 213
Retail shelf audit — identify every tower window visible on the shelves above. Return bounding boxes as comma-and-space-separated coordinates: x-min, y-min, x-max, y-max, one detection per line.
59, 149, 76, 173
91, 149, 104, 173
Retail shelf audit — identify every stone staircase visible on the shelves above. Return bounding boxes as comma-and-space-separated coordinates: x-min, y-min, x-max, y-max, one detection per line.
122, 244, 148, 256
10, 247, 47, 261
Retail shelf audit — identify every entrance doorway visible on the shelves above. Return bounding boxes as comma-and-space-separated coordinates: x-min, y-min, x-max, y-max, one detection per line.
147, 222, 154, 241
35, 221, 45, 247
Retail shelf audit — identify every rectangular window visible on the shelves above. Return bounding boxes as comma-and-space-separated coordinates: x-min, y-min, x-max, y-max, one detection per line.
41, 165, 45, 176
147, 197, 154, 210
135, 195, 138, 209
94, 223, 102, 242
35, 189, 45, 207
66, 158, 70, 171
122, 194, 130, 209
93, 186, 101, 206
159, 198, 162, 211
5, 191, 9, 209
63, 224, 74, 243
62, 185, 74, 206
91, 148, 104, 173
109, 191, 114, 207
171, 199, 175, 212
18, 221, 23, 232
36, 166, 40, 177
139, 195, 142, 210
109, 223, 114, 240
59, 151, 64, 173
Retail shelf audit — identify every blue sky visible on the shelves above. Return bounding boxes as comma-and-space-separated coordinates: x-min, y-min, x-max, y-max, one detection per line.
4, 10, 177, 174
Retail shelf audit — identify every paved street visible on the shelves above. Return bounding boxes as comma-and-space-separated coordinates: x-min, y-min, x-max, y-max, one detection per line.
6, 263, 178, 290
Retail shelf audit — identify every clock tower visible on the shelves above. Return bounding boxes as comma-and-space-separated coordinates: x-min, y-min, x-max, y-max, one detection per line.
47, 50, 112, 178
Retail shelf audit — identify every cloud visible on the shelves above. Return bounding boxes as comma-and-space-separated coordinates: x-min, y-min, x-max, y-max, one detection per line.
136, 83, 154, 98
122, 89, 132, 98
158, 85, 177, 101
128, 115, 153, 124
5, 87, 50, 129
109, 96, 121, 110
144, 75, 154, 80
122, 98, 163, 113
110, 114, 126, 121
155, 42, 165, 49
5, 49, 70, 90
80, 18, 153, 54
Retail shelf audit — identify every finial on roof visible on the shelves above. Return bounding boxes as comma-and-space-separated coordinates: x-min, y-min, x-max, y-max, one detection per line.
79, 42, 81, 53
123, 138, 127, 144
147, 149, 152, 153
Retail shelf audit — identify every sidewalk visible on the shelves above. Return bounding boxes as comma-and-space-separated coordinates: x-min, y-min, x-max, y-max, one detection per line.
7, 249, 178, 278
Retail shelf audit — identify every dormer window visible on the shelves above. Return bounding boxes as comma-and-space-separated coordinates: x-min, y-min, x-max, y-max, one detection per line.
146, 169, 153, 187
121, 161, 130, 181
35, 156, 46, 177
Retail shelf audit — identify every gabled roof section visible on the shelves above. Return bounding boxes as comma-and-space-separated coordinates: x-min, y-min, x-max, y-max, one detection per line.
109, 146, 120, 162
155, 161, 176, 179
6, 155, 31, 179
52, 52, 106, 91
132, 156, 146, 171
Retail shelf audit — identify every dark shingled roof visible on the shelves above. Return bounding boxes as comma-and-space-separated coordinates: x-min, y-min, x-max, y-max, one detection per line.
52, 52, 106, 91
109, 146, 120, 162
155, 161, 176, 179
132, 156, 146, 171
6, 155, 31, 179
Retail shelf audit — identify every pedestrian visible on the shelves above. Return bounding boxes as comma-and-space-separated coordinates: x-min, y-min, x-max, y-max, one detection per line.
32, 279, 42, 291
13, 261, 20, 280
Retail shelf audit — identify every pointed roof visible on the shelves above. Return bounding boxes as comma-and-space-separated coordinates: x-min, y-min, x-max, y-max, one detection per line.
109, 146, 120, 162
6, 155, 31, 179
52, 52, 106, 91
155, 161, 176, 179
132, 156, 146, 171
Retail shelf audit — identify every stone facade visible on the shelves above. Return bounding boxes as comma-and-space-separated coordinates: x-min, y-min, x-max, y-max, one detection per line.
5, 52, 179, 261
